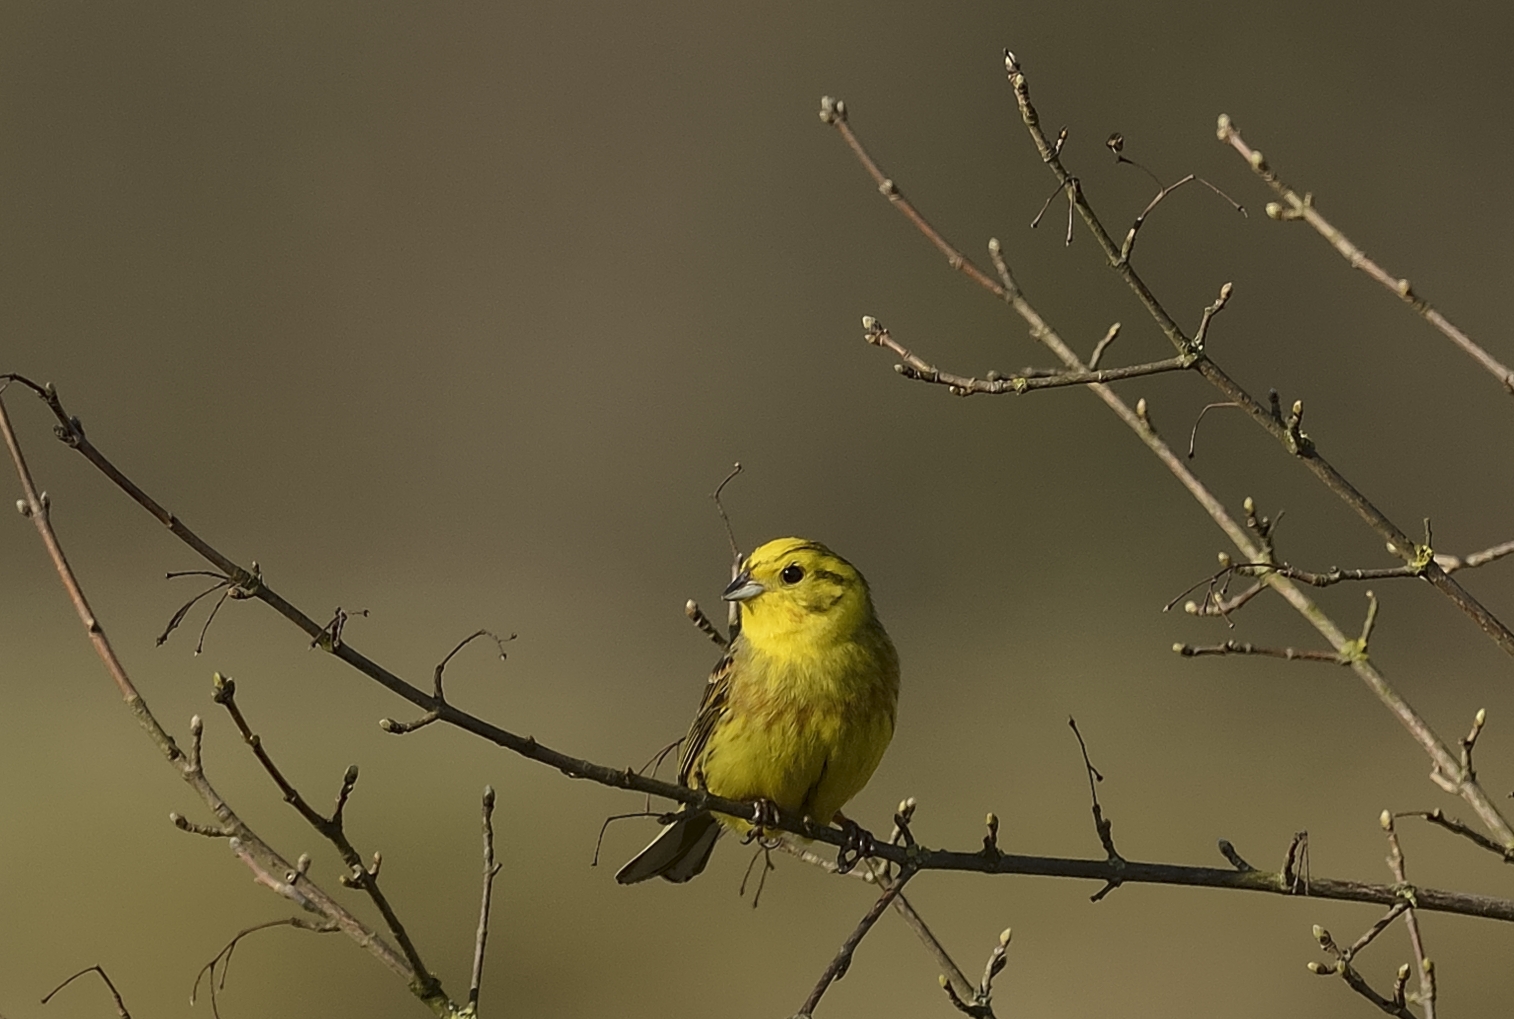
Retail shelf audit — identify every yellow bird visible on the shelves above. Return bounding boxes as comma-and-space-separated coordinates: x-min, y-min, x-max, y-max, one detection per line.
617, 537, 900, 884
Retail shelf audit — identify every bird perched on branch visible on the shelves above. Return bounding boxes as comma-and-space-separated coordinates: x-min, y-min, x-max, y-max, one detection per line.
617, 537, 899, 884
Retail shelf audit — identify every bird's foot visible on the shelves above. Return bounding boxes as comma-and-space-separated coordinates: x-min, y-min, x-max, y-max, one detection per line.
835, 817, 877, 875
741, 798, 782, 846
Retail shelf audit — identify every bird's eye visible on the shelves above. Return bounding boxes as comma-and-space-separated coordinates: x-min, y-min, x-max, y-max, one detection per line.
781, 563, 805, 585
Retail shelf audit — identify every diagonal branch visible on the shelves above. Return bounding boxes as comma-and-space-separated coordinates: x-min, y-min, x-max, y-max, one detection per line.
0, 391, 456, 1016
814, 91, 1514, 849
830, 84, 1514, 659
1216, 116, 1514, 395
6, 384, 1514, 921
211, 673, 437, 989
997, 57, 1514, 661
778, 834, 977, 1003
793, 866, 917, 1018
1399, 806, 1514, 863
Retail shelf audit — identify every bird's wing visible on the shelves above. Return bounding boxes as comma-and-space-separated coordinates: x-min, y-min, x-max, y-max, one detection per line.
677, 643, 737, 787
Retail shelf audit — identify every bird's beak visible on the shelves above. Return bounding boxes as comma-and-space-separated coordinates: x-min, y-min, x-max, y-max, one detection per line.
722, 570, 764, 602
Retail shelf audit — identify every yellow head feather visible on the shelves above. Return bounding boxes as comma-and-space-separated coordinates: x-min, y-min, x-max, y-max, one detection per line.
722, 537, 874, 649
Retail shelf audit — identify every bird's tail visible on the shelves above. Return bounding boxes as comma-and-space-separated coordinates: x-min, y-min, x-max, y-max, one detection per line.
615, 809, 722, 884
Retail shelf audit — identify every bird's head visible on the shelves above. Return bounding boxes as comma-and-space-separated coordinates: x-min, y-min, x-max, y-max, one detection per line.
722, 537, 873, 648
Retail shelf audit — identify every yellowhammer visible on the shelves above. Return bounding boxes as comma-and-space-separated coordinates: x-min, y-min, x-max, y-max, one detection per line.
617, 537, 900, 884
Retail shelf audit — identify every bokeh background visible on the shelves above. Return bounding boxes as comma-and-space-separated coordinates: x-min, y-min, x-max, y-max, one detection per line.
3, 2, 1513, 1016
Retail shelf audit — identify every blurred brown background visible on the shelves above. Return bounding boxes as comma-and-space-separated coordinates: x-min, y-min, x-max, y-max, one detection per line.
3, 2, 1513, 1016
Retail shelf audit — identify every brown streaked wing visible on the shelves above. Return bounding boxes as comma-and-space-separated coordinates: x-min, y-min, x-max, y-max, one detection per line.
677, 643, 738, 787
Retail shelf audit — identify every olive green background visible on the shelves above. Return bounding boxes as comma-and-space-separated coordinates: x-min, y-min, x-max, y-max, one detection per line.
3, 2, 1513, 1016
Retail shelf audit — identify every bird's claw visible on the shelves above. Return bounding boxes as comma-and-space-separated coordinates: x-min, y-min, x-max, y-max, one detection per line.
743, 798, 781, 844
835, 818, 876, 874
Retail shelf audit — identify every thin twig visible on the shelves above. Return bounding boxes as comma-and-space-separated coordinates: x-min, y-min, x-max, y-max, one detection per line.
1187, 401, 1240, 459
815, 84, 1514, 849
0, 392, 449, 1012
777, 841, 975, 1002
1215, 116, 1514, 395
470, 786, 503, 1011
210, 673, 438, 989
156, 577, 229, 647
1119, 174, 1195, 263
1069, 718, 1123, 902
1282, 831, 1309, 894
712, 462, 746, 633
383, 630, 511, 734
1087, 323, 1121, 369
712, 462, 744, 564
1168, 542, 1514, 621
1107, 132, 1246, 217
1002, 61, 1514, 657
940, 927, 1011, 1019
1346, 901, 1410, 958
1309, 920, 1416, 1018
1382, 811, 1436, 1019
1192, 282, 1235, 350
1182, 578, 1266, 621
7, 387, 1514, 918
1173, 640, 1346, 664
1397, 806, 1514, 863
1217, 840, 1254, 872
864, 317, 1193, 396
793, 867, 917, 1018
192, 918, 340, 1019
42, 965, 131, 1018
1437, 539, 1514, 572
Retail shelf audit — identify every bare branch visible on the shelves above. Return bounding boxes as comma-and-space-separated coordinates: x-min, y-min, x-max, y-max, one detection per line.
1118, 174, 1195, 264
1069, 718, 1123, 902
470, 786, 503, 1011
1309, 919, 1417, 1018
1282, 831, 1309, 895
1399, 806, 1514, 863
1382, 811, 1436, 1019
821, 86, 1514, 838
192, 918, 340, 1019
1179, 572, 1266, 622
1215, 116, 1514, 395
212, 674, 437, 988
793, 866, 917, 1018
1107, 132, 1247, 217
42, 965, 131, 1018
1437, 539, 1514, 572
1186, 401, 1241, 459
940, 927, 1012, 1019
1192, 281, 1234, 350
863, 316, 1193, 397
382, 630, 510, 734
711, 461, 744, 565
777, 841, 976, 1003
1000, 65, 1514, 657
8, 383, 1514, 917
1087, 323, 1121, 369
1174, 640, 1346, 664
0, 389, 450, 1011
